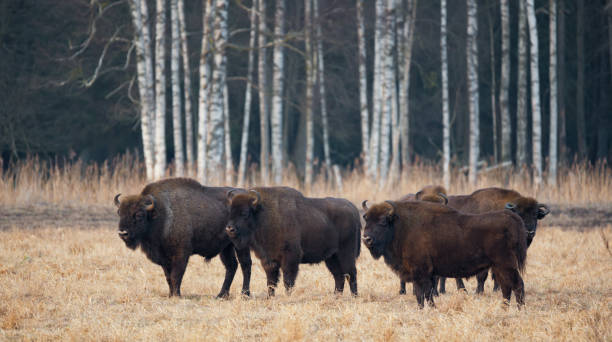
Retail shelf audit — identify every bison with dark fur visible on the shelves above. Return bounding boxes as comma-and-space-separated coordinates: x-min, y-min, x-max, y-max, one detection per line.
115, 178, 251, 298
362, 200, 527, 308
226, 187, 361, 296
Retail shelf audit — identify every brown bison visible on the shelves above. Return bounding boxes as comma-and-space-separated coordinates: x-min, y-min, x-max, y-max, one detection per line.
114, 178, 252, 298
225, 187, 361, 296
362, 200, 527, 308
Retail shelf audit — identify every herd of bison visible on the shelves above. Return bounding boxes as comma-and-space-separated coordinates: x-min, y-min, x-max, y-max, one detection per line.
113, 178, 550, 309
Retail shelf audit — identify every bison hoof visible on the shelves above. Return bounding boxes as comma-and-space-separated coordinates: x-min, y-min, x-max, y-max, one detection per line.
216, 292, 230, 299
399, 289, 406, 295
241, 290, 251, 297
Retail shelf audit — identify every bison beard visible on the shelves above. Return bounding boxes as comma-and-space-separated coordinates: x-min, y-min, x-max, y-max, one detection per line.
115, 178, 251, 298
226, 187, 361, 297
362, 200, 527, 309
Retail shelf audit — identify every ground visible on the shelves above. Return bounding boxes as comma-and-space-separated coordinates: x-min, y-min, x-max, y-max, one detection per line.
0, 205, 611, 341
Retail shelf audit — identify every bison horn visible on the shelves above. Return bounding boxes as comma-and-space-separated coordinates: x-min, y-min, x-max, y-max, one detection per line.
538, 204, 550, 218
362, 200, 369, 211
384, 200, 396, 217
114, 193, 121, 207
505, 202, 516, 211
438, 192, 448, 205
249, 190, 261, 207
415, 191, 423, 200
143, 194, 155, 211
227, 189, 237, 203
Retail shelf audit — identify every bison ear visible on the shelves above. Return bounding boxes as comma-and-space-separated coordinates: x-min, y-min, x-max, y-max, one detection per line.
114, 193, 121, 207
362, 200, 369, 211
438, 192, 448, 205
537, 204, 550, 219
505, 202, 517, 212
142, 194, 155, 211
384, 201, 398, 222
249, 190, 262, 211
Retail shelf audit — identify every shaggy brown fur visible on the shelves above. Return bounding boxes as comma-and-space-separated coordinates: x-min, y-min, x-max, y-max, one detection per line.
115, 178, 251, 298
226, 187, 361, 296
362, 200, 527, 308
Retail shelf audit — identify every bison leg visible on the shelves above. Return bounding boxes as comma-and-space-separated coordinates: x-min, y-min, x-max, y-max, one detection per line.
455, 278, 466, 292
492, 272, 500, 292
399, 281, 407, 295
324, 256, 345, 294
263, 261, 280, 297
476, 269, 488, 294
337, 252, 358, 296
507, 269, 525, 308
413, 282, 425, 309
217, 245, 239, 298
438, 277, 446, 294
413, 277, 435, 308
165, 255, 188, 297
236, 247, 252, 296
431, 276, 439, 296
281, 257, 300, 295
492, 267, 513, 307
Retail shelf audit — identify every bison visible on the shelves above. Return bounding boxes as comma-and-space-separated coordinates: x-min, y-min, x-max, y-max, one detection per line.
114, 178, 251, 298
362, 200, 527, 308
225, 187, 361, 296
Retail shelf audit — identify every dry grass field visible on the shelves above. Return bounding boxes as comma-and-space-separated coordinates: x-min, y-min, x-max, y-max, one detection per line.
1, 157, 611, 341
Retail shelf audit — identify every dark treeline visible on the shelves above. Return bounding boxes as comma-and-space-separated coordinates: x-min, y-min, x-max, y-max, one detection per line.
1, 0, 610, 176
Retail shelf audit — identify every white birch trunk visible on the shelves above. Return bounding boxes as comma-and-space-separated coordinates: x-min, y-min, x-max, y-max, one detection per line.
516, 0, 528, 166
129, 0, 155, 181
223, 83, 232, 184
207, 0, 228, 182
400, 0, 416, 170
357, 0, 370, 173
548, 0, 558, 184
154, 0, 168, 180
271, 0, 285, 184
489, 10, 498, 163
500, 0, 511, 163
238, 0, 258, 187
197, 0, 213, 183
467, 0, 479, 185
304, 0, 314, 188
368, 0, 386, 179
441, 0, 450, 189
379, 0, 394, 182
259, 0, 270, 185
525, 0, 542, 185
314, 0, 332, 180
178, 0, 194, 175
171, 0, 184, 176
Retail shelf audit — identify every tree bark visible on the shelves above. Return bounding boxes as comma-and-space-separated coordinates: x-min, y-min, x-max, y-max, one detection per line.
259, 0, 270, 184
400, 0, 416, 170
224, 82, 232, 184
357, 0, 369, 173
271, 0, 285, 184
238, 0, 258, 187
178, 0, 194, 175
500, 0, 511, 163
154, 0, 168, 180
368, 0, 386, 179
576, 0, 587, 157
558, 0, 567, 165
304, 0, 314, 188
548, 0, 558, 184
315, 0, 332, 180
489, 4, 498, 163
197, 0, 213, 183
526, 0, 542, 185
441, 0, 450, 189
170, 0, 184, 176
389, 0, 401, 183
516, 0, 528, 166
467, 0, 479, 185
379, 0, 395, 182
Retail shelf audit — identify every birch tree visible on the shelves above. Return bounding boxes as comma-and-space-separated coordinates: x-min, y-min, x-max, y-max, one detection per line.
207, 0, 228, 180
489, 7, 498, 163
548, 0, 558, 184
500, 0, 511, 163
259, 0, 270, 184
399, 0, 416, 170
314, 0, 331, 179
525, 0, 542, 185
129, 0, 155, 180
304, 0, 314, 188
154, 0, 168, 180
271, 0, 285, 184
178, 0, 194, 174
238, 0, 258, 187
390, 0, 401, 183
379, 0, 395, 182
516, 0, 528, 166
197, 0, 213, 182
467, 0, 479, 185
441, 0, 450, 189
170, 0, 184, 176
357, 0, 369, 172
368, 0, 386, 179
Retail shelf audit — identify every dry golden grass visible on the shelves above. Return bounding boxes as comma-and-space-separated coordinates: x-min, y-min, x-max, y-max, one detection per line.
0, 225, 610, 341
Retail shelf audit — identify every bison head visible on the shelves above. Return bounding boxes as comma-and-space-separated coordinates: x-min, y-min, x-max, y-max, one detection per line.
114, 193, 156, 250
226, 190, 261, 250
362, 200, 397, 259
415, 185, 448, 205
504, 197, 550, 245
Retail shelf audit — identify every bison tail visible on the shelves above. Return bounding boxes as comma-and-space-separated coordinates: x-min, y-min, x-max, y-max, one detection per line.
509, 225, 528, 274
355, 224, 361, 258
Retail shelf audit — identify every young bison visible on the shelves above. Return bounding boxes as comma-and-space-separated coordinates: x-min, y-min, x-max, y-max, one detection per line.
115, 178, 251, 298
362, 200, 527, 308
226, 187, 361, 296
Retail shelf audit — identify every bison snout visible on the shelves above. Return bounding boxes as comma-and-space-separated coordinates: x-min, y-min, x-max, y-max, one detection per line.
226, 225, 237, 238
363, 236, 374, 247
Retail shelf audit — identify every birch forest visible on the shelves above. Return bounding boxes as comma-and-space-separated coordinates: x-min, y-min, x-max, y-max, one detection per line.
3, 0, 612, 186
